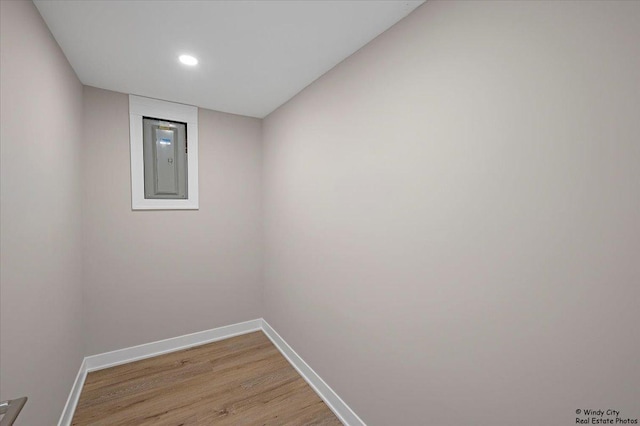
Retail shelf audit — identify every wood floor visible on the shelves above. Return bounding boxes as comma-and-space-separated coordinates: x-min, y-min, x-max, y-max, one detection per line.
72, 331, 342, 425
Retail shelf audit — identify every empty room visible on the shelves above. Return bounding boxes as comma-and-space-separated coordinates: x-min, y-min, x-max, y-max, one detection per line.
1, 0, 638, 425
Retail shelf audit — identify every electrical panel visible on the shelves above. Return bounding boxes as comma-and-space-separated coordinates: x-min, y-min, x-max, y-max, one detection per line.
142, 117, 188, 199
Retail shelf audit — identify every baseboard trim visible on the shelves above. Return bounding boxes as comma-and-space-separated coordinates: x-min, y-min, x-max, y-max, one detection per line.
83, 319, 262, 372
58, 318, 365, 426
58, 358, 87, 426
260, 319, 366, 426
57, 319, 261, 426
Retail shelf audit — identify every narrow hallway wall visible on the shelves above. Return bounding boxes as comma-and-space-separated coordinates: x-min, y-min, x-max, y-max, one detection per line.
0, 1, 84, 424
262, 1, 640, 424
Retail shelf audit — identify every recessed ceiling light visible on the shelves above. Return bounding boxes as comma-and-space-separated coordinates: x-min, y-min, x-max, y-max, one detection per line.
179, 55, 198, 66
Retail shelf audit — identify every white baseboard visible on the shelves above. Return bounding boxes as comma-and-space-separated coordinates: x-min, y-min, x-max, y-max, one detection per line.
83, 319, 262, 372
58, 318, 364, 426
260, 319, 366, 426
57, 319, 261, 426
58, 358, 87, 426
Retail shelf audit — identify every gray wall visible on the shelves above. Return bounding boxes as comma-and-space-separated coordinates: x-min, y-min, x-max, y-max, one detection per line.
82, 87, 263, 355
262, 1, 640, 425
0, 1, 85, 424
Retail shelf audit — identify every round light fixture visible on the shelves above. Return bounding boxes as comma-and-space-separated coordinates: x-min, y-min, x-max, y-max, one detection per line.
179, 55, 198, 66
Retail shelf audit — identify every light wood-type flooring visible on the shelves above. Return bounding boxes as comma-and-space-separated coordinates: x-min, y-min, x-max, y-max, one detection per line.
72, 331, 342, 425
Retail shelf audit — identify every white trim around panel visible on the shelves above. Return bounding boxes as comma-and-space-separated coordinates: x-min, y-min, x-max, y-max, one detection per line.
58, 319, 365, 426
129, 94, 199, 210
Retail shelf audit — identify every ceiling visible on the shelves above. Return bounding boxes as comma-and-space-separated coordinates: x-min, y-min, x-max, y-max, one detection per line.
34, 1, 424, 118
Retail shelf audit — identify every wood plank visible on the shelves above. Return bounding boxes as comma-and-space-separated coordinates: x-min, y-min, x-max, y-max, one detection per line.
72, 331, 342, 425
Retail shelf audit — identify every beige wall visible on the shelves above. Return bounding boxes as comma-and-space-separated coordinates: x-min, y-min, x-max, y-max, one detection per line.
82, 87, 263, 355
0, 1, 85, 424
263, 1, 640, 424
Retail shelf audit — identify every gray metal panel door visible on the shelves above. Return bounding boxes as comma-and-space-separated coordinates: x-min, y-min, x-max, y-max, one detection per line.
153, 126, 179, 195
142, 118, 188, 199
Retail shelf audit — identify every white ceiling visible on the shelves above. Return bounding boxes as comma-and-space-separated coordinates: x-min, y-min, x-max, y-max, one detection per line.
34, 0, 424, 118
